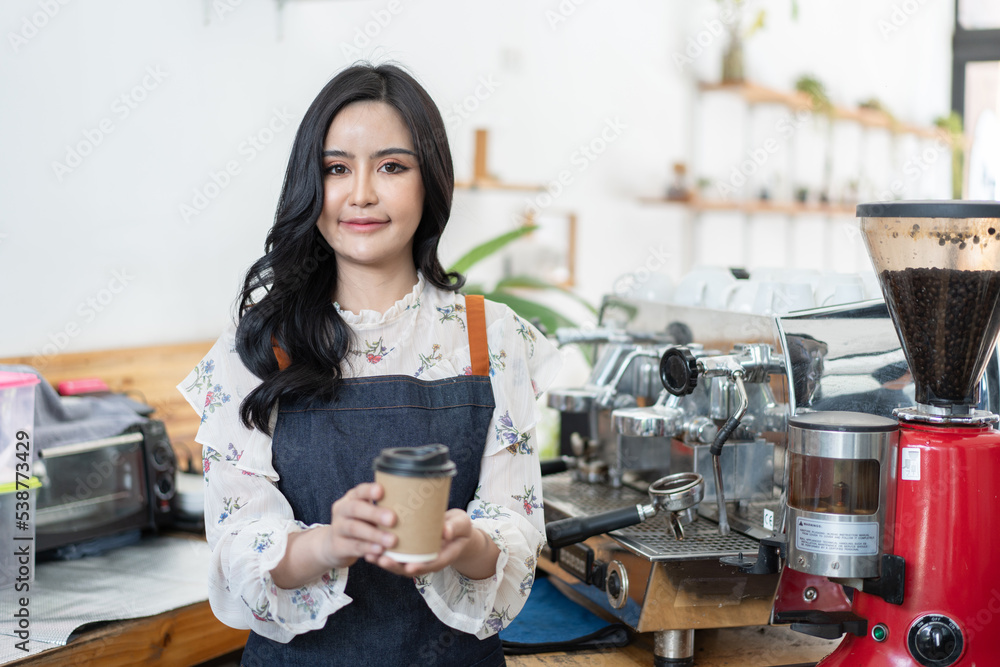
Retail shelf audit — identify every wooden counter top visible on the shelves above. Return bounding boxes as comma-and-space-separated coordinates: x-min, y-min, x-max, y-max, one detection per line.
3, 601, 248, 667
4, 611, 831, 667
1, 576, 835, 667
507, 624, 835, 666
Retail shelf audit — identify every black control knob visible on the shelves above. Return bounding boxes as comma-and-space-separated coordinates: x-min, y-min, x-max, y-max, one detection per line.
606, 570, 621, 598
660, 347, 699, 396
916, 625, 954, 660
152, 442, 174, 469
605, 560, 628, 610
908, 615, 963, 666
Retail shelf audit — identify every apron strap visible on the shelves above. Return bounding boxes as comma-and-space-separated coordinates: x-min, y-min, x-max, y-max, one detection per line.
465, 294, 490, 377
272, 336, 291, 371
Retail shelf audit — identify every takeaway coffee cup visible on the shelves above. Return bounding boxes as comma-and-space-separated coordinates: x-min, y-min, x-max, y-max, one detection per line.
373, 444, 457, 563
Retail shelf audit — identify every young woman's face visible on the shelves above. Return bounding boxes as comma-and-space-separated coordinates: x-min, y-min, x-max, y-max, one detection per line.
316, 101, 424, 274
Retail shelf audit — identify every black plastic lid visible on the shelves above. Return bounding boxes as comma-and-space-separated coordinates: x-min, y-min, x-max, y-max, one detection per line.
373, 444, 457, 478
789, 411, 898, 433
856, 200, 1000, 219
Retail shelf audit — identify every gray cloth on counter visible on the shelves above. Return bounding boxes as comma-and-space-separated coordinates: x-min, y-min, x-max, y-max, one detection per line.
0, 537, 213, 664
0, 365, 148, 455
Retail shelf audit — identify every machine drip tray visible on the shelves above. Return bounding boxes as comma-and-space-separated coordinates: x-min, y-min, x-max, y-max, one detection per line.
544, 472, 762, 562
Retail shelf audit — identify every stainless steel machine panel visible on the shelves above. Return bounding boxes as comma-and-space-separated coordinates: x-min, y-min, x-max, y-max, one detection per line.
776, 301, 915, 417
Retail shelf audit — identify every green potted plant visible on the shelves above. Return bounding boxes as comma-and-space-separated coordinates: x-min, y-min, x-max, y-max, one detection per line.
718, 0, 767, 83
794, 74, 832, 116
795, 74, 835, 203
718, 0, 797, 83
449, 222, 596, 335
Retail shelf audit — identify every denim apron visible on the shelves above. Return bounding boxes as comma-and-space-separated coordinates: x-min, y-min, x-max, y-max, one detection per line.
241, 296, 505, 667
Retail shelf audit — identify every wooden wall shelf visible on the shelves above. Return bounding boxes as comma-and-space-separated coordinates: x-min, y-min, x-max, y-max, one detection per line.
698, 81, 945, 140
456, 129, 545, 192
638, 196, 856, 216
455, 178, 544, 192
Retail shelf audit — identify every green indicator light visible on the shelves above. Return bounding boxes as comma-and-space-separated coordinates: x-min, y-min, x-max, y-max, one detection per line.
872, 624, 887, 642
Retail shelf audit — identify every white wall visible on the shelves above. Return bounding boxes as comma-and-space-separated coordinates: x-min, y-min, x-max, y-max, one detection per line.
0, 0, 955, 359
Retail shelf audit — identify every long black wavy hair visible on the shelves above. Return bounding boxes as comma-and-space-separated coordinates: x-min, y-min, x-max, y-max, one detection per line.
235, 63, 464, 434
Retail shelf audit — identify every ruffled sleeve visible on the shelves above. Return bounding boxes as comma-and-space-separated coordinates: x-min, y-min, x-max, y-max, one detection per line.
481, 303, 562, 456
416, 301, 562, 637
176, 321, 351, 642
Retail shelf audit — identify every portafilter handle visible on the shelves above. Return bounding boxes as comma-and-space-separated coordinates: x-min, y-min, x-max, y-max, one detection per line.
545, 472, 705, 549
539, 456, 575, 476
545, 503, 656, 549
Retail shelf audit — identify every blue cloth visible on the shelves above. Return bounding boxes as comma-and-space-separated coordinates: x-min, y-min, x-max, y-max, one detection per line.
499, 577, 610, 644
241, 375, 503, 667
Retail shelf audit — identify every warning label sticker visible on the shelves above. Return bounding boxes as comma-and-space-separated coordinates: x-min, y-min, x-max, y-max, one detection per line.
901, 447, 921, 481
794, 517, 879, 556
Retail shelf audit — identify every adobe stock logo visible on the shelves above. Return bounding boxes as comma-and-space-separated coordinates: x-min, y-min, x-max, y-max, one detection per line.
30, 269, 136, 369
179, 108, 294, 224
877, 0, 930, 40
442, 76, 501, 130
519, 117, 627, 220
7, 0, 72, 53
212, 0, 244, 22
51, 66, 169, 182
339, 0, 405, 60
672, 5, 744, 71
545, 0, 588, 30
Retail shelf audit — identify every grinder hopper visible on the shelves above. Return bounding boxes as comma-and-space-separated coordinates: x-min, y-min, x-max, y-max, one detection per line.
858, 200, 1000, 416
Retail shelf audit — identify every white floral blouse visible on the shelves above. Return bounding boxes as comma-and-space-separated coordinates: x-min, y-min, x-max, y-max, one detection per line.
177, 274, 562, 644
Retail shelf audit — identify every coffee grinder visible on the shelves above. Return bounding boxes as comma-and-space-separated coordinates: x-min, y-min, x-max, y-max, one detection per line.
807, 201, 1000, 666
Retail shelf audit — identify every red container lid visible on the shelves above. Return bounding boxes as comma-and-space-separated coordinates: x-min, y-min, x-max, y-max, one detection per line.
0, 372, 39, 390
57, 378, 110, 395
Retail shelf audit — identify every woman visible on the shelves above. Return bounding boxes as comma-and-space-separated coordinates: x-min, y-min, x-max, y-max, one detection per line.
178, 63, 561, 666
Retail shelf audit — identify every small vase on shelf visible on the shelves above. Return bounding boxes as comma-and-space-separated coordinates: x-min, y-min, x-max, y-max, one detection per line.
666, 163, 693, 202
721, 29, 744, 83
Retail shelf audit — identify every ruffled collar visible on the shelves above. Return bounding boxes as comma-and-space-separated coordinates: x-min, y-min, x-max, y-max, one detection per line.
334, 273, 425, 326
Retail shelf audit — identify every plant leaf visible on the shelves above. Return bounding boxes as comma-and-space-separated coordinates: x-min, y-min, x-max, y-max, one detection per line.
448, 225, 538, 274
495, 275, 599, 315
745, 9, 765, 38
483, 291, 577, 335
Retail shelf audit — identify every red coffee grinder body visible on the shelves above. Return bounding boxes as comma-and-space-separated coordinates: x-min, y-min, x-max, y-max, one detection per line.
801, 201, 1000, 666
819, 419, 1000, 666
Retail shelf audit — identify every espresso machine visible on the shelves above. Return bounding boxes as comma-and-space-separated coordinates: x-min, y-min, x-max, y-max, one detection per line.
540, 298, 916, 664
539, 201, 1000, 665
793, 200, 1000, 666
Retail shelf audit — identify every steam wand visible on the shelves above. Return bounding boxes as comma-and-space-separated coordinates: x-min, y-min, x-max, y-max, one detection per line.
709, 371, 748, 535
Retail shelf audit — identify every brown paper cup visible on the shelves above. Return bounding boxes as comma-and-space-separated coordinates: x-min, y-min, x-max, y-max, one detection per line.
375, 470, 452, 562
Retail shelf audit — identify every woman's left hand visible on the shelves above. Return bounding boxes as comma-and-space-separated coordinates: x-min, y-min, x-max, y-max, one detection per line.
368, 508, 497, 579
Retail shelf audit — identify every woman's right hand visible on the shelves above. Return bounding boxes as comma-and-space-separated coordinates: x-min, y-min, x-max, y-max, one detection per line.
322, 482, 397, 570
271, 482, 398, 589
